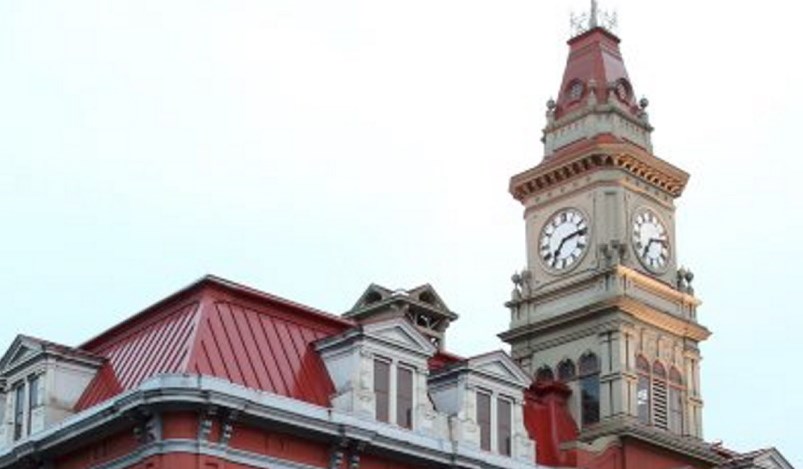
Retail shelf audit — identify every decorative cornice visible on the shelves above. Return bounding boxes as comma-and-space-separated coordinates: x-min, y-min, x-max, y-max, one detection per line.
500, 267, 710, 344
510, 140, 689, 202
614, 265, 701, 308
0, 375, 536, 469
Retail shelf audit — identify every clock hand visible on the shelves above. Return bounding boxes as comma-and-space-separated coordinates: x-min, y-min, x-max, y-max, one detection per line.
552, 228, 588, 261
642, 237, 666, 257
642, 238, 655, 258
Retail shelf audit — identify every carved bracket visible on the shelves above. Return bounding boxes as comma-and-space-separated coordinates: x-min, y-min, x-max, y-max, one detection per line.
600, 240, 627, 267
198, 406, 217, 443
128, 408, 160, 445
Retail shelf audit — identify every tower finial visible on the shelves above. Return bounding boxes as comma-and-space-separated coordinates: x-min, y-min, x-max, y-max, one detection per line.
590, 0, 599, 28
570, 0, 618, 38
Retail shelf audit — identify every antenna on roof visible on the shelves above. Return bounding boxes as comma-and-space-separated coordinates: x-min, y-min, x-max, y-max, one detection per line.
570, 0, 618, 38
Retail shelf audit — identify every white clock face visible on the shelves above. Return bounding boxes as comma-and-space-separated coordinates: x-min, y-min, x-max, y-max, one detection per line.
540, 209, 589, 271
632, 210, 670, 271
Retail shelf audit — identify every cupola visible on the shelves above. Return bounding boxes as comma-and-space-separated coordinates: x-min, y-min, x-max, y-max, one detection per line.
344, 284, 458, 350
543, 2, 653, 157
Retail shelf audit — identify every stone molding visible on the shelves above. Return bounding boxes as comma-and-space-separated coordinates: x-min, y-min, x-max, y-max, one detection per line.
510, 141, 689, 202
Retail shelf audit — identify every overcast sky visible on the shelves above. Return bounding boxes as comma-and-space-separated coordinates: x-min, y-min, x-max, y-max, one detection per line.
1, 0, 801, 465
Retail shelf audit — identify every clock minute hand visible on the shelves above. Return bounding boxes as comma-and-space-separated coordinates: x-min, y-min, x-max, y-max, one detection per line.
642, 237, 666, 257
552, 228, 588, 262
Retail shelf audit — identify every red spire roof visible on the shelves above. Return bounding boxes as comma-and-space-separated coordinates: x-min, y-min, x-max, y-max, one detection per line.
553, 27, 639, 120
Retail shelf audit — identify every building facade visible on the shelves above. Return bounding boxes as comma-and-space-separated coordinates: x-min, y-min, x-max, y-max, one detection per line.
0, 6, 793, 469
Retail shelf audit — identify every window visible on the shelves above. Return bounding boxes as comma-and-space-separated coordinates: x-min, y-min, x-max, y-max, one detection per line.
28, 375, 43, 434
396, 367, 413, 429
557, 359, 576, 382
497, 398, 512, 456
374, 360, 390, 423
579, 353, 600, 426
636, 356, 650, 425
477, 391, 492, 451
534, 366, 554, 383
652, 361, 668, 429
668, 367, 684, 434
13, 383, 24, 441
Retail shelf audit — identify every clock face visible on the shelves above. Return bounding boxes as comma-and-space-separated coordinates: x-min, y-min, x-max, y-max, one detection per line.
568, 80, 584, 101
540, 209, 589, 271
632, 210, 670, 271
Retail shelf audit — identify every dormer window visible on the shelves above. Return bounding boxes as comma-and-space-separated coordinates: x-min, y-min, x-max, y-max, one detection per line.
9, 374, 44, 442
373, 358, 415, 428
316, 318, 437, 432
429, 351, 535, 461
0, 336, 103, 447
476, 390, 514, 455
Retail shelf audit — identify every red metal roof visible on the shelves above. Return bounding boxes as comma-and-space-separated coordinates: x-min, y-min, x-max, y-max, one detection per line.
72, 275, 571, 469
75, 276, 353, 411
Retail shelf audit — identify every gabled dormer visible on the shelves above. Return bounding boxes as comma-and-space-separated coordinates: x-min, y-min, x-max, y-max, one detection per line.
315, 318, 445, 436
0, 335, 102, 447
428, 351, 536, 461
345, 284, 458, 350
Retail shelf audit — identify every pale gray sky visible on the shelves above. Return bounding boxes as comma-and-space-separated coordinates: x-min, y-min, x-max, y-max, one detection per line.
1, 0, 800, 464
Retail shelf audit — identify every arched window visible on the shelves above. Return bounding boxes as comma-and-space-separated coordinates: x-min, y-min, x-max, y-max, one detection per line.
557, 359, 576, 382
578, 353, 600, 426
652, 361, 668, 429
668, 367, 684, 434
636, 356, 650, 425
535, 366, 554, 383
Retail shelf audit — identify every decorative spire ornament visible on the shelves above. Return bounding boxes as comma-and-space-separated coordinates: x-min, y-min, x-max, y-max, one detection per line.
570, 0, 618, 37
589, 0, 599, 28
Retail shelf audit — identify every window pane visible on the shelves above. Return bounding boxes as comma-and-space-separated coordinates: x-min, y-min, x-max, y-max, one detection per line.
580, 375, 600, 425
497, 399, 512, 456
29, 376, 40, 410
14, 384, 24, 441
374, 360, 390, 423
637, 374, 650, 424
397, 367, 413, 429
477, 392, 491, 451
669, 387, 683, 434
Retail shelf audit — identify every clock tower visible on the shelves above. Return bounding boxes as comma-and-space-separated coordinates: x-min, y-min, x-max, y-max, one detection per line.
500, 5, 715, 459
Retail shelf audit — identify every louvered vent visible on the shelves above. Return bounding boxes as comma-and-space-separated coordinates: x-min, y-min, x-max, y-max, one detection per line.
653, 379, 668, 429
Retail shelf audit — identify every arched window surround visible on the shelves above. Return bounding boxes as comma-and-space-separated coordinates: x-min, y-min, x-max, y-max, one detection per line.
668, 366, 684, 434
635, 357, 686, 434
557, 359, 576, 382
534, 365, 554, 383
